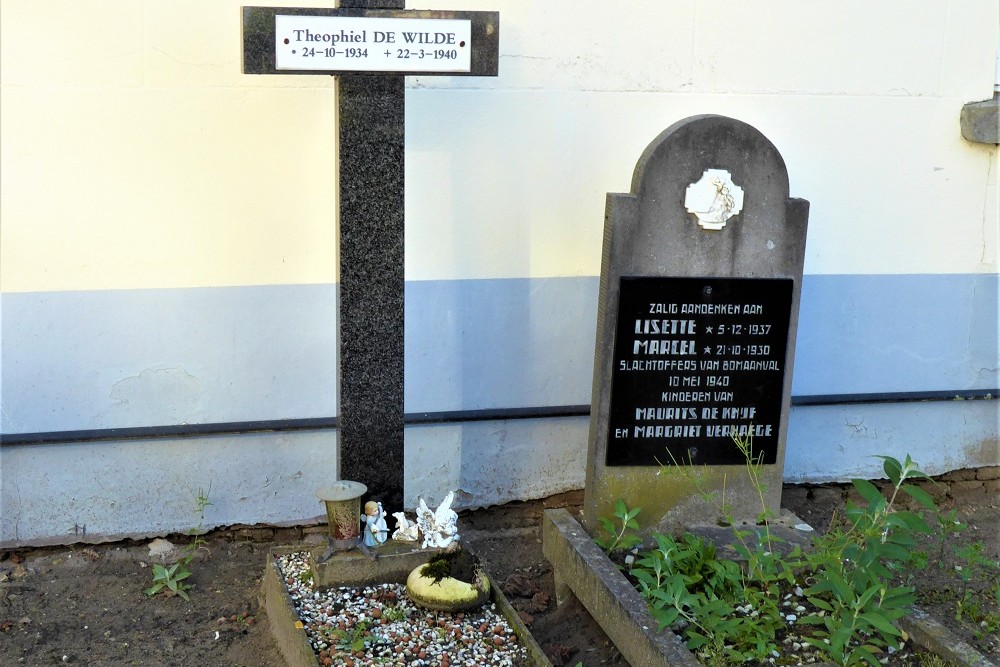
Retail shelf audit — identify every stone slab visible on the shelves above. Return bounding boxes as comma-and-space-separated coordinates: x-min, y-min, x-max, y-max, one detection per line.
686, 508, 816, 559
308, 541, 441, 589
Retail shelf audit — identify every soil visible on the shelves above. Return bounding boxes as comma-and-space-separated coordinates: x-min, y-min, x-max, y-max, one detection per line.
1, 482, 996, 667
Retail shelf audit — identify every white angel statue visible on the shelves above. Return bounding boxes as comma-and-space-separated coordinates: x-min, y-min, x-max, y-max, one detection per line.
391, 511, 420, 542
415, 490, 460, 549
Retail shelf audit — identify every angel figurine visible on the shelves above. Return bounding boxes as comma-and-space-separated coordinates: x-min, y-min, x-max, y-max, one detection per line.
415, 491, 460, 549
362, 501, 389, 547
391, 511, 420, 542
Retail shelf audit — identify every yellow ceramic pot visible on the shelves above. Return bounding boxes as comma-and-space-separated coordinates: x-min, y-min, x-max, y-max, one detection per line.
406, 563, 490, 612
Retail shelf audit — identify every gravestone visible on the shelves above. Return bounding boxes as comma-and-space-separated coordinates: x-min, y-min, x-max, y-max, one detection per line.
242, 4, 499, 511
583, 115, 809, 534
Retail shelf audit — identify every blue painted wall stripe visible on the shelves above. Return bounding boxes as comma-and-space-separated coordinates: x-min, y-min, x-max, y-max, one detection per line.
1, 285, 338, 433
793, 273, 997, 395
2, 273, 996, 435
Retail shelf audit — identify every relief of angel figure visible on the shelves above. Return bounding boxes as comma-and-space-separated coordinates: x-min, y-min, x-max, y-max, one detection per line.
415, 490, 460, 549
705, 176, 736, 223
684, 168, 744, 230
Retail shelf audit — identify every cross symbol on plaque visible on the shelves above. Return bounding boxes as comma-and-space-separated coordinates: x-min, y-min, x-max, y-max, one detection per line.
242, 3, 499, 511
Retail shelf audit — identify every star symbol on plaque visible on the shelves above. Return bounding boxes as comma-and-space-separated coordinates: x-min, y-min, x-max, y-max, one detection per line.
704, 347, 712, 355
706, 326, 714, 334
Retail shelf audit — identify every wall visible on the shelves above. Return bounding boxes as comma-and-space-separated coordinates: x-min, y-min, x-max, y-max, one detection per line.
2, 0, 997, 546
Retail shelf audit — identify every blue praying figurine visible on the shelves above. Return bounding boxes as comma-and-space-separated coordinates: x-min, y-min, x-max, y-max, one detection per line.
362, 500, 389, 547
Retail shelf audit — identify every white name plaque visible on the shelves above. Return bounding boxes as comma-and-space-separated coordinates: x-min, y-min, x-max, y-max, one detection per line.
275, 15, 472, 73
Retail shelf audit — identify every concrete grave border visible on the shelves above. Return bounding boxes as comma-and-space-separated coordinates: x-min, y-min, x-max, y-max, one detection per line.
542, 508, 994, 667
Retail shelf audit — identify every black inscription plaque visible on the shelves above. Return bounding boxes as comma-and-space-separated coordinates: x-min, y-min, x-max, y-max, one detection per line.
606, 276, 793, 467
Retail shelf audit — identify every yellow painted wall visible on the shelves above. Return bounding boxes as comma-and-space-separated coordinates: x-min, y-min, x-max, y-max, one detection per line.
0, 1, 338, 293
2, 1, 997, 292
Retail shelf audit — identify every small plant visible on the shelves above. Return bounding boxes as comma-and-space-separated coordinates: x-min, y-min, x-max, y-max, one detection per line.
332, 621, 372, 653
797, 454, 933, 666
381, 604, 408, 623
145, 561, 194, 601
954, 541, 999, 604
916, 507, 1000, 647
595, 498, 642, 554
144, 486, 212, 601
951, 540, 1000, 638
917, 654, 961, 667
319, 621, 378, 653
228, 612, 256, 630
932, 507, 966, 561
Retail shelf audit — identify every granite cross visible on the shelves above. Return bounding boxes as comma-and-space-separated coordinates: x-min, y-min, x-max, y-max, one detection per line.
242, 3, 499, 510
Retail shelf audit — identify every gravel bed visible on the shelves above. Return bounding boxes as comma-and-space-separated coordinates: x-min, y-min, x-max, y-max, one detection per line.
275, 552, 531, 667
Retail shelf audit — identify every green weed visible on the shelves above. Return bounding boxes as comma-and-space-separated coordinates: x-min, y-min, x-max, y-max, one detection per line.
595, 498, 642, 555
144, 486, 212, 601
381, 604, 408, 623
603, 444, 955, 666
951, 541, 1000, 638
317, 620, 377, 653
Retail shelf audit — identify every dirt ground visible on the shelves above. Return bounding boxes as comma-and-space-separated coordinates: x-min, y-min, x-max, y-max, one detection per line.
1, 481, 997, 667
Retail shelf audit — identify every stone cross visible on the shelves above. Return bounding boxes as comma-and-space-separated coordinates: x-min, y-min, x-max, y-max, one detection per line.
243, 2, 499, 510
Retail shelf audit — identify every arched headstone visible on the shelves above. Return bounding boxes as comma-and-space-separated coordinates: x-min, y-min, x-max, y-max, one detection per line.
583, 115, 810, 533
